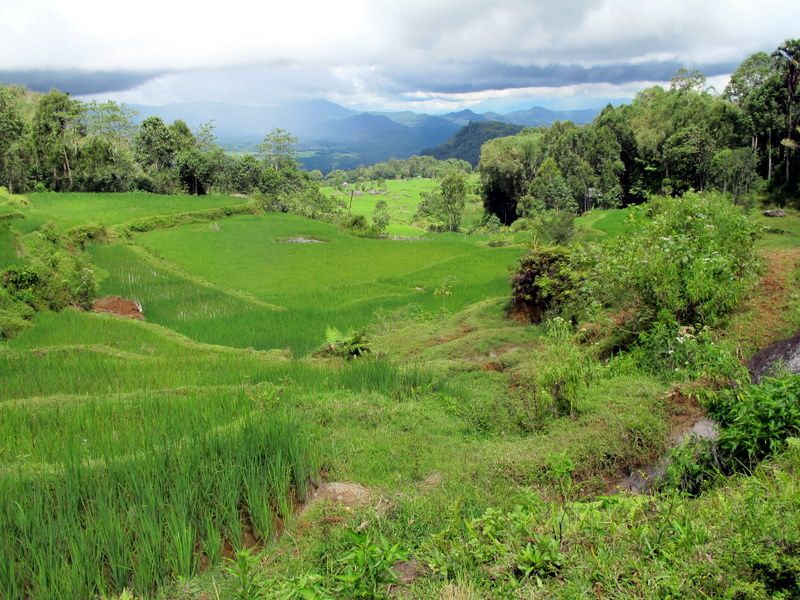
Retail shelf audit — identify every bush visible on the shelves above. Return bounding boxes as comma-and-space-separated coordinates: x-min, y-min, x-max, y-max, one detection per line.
510, 245, 586, 323
342, 213, 369, 232
625, 316, 746, 383
603, 192, 759, 327
316, 326, 371, 358
664, 375, 800, 493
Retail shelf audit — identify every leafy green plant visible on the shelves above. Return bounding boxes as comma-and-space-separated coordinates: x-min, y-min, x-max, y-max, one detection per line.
516, 536, 563, 580
434, 275, 455, 310
335, 531, 408, 599
274, 574, 333, 600
226, 549, 266, 600
319, 326, 371, 358
510, 244, 586, 323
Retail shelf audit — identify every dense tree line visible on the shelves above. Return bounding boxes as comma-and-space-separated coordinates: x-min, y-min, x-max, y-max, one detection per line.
480, 39, 800, 223
324, 155, 471, 188
0, 87, 315, 199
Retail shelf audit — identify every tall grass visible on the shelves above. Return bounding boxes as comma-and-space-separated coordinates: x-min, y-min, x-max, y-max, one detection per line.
0, 407, 314, 599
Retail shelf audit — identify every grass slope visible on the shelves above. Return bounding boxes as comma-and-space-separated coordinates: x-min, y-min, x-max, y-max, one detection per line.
128, 213, 520, 354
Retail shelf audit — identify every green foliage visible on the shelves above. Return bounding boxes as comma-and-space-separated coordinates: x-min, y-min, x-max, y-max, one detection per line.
335, 530, 408, 599
479, 121, 622, 223
625, 318, 746, 382
605, 192, 759, 327
666, 375, 800, 494
521, 157, 578, 214
320, 326, 371, 358
326, 156, 471, 186
510, 245, 585, 323
710, 375, 800, 469
371, 198, 390, 232
1, 222, 98, 326
415, 169, 468, 232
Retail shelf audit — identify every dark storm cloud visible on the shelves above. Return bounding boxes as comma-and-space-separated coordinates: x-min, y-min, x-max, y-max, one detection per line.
382, 60, 740, 94
0, 69, 164, 95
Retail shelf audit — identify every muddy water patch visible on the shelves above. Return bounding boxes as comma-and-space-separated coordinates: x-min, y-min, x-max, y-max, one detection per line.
614, 417, 718, 494
281, 236, 326, 244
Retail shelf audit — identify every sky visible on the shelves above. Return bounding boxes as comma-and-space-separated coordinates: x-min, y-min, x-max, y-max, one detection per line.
0, 0, 798, 113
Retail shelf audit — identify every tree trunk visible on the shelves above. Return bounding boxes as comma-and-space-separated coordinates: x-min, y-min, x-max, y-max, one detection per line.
62, 144, 72, 188
768, 129, 773, 182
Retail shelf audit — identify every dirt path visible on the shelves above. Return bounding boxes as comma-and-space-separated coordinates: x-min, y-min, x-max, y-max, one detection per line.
731, 248, 800, 354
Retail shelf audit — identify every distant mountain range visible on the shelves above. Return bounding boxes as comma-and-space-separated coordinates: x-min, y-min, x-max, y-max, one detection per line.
130, 100, 600, 171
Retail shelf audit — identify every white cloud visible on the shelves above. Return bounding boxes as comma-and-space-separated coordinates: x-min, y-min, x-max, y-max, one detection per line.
0, 0, 796, 108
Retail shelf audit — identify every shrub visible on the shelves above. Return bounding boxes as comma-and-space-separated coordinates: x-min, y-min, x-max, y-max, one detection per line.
510, 245, 585, 323
664, 375, 800, 493
68, 223, 109, 249
625, 316, 746, 383
316, 326, 371, 358
603, 192, 759, 327
342, 213, 369, 232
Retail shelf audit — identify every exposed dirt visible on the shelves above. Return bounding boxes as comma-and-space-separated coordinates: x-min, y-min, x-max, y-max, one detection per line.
391, 559, 427, 590
91, 296, 143, 320
421, 472, 443, 487
308, 481, 372, 510
482, 361, 505, 372
732, 248, 800, 352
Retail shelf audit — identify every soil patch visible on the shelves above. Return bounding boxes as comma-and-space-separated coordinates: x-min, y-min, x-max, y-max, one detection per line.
611, 387, 716, 494
91, 296, 143, 320
732, 248, 800, 352
307, 482, 372, 510
391, 559, 427, 588
282, 236, 325, 244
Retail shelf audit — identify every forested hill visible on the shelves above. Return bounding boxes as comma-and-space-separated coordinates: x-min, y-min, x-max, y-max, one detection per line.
422, 121, 524, 165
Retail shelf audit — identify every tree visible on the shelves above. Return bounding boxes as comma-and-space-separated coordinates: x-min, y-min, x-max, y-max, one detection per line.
75, 135, 135, 192
725, 52, 784, 181
0, 87, 26, 192
176, 147, 222, 195
169, 119, 196, 153
773, 39, 800, 183
134, 116, 176, 171
662, 124, 714, 193
259, 128, 298, 170
225, 154, 263, 194
32, 90, 84, 191
711, 147, 759, 201
372, 199, 390, 232
417, 169, 468, 232
524, 158, 577, 213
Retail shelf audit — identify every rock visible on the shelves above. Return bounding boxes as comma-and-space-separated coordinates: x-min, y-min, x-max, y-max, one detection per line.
748, 332, 800, 382
763, 209, 788, 217
310, 482, 371, 509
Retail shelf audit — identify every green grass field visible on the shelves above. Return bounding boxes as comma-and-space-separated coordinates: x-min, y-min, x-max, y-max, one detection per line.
113, 213, 521, 354
321, 176, 484, 235
3, 186, 800, 599
7, 192, 249, 233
